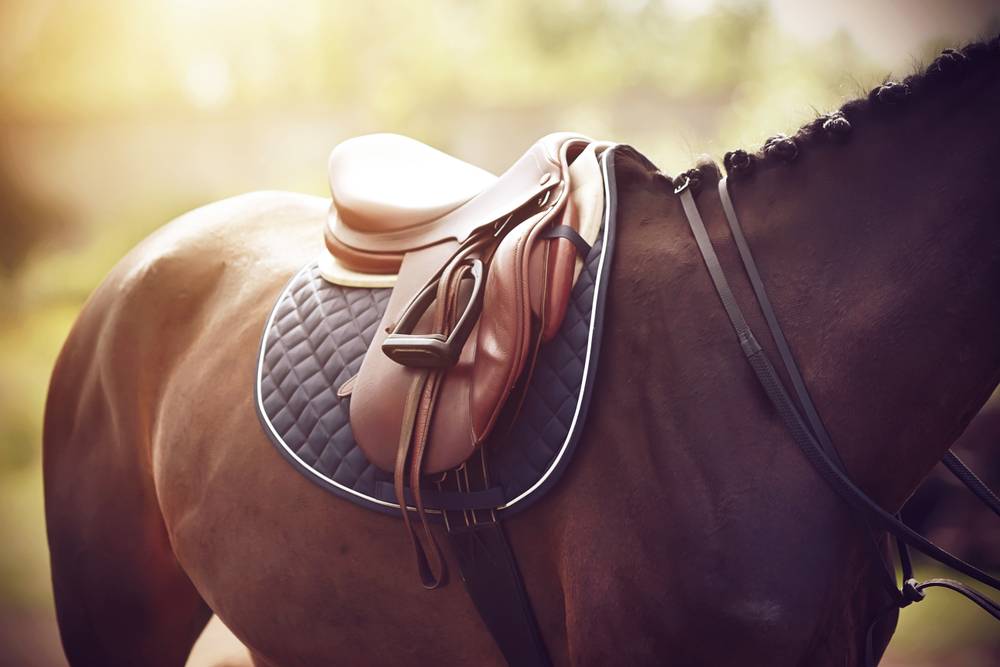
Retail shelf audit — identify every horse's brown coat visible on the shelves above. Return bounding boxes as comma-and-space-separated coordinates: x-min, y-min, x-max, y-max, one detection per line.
44, 52, 1000, 666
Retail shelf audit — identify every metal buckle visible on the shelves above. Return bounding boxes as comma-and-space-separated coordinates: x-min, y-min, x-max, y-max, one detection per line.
900, 578, 926, 607
673, 174, 691, 195
493, 213, 514, 237
440, 452, 496, 534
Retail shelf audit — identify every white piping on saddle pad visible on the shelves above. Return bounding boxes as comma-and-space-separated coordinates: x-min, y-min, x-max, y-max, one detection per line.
499, 144, 615, 509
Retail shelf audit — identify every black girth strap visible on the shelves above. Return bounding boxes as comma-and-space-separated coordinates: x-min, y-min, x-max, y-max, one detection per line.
447, 523, 551, 667
439, 450, 551, 667
675, 173, 1000, 662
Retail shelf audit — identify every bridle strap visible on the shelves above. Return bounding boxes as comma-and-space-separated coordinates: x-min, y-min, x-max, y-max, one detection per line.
942, 449, 1000, 517
717, 178, 845, 470
674, 174, 1000, 631
719, 176, 904, 602
911, 578, 1000, 619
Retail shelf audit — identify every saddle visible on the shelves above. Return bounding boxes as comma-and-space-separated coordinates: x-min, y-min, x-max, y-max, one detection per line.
321, 132, 610, 587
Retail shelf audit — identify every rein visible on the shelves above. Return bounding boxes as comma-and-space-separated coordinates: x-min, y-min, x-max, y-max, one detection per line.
674, 172, 1000, 665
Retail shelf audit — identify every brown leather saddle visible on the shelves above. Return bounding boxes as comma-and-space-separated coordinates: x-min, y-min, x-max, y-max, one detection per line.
320, 132, 610, 587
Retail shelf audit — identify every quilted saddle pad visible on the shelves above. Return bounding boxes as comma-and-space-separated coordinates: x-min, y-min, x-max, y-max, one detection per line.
254, 149, 619, 519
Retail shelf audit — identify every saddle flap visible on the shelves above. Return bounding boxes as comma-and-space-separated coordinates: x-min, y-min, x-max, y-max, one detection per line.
540, 142, 606, 341
469, 215, 548, 444
349, 209, 553, 475
349, 241, 467, 473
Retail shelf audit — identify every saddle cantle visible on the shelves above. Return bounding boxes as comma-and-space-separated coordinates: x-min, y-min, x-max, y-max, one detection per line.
320, 133, 498, 280
320, 132, 612, 586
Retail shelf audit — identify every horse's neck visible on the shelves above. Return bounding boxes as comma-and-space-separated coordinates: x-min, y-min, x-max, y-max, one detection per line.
727, 58, 1000, 510
551, 154, 885, 661
549, 53, 1000, 662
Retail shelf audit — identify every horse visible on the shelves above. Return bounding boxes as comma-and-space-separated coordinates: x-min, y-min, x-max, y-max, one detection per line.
43, 41, 1000, 665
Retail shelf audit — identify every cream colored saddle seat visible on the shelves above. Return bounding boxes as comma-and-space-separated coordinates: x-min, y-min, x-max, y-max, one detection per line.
328, 133, 498, 234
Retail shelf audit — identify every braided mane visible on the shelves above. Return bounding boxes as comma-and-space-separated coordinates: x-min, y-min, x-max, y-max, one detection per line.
677, 34, 1000, 189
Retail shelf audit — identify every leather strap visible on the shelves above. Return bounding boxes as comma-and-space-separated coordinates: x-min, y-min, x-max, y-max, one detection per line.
717, 178, 845, 469
393, 372, 446, 588
374, 482, 505, 510
438, 449, 552, 667
384, 143, 607, 663
447, 522, 552, 667
392, 233, 503, 588
942, 450, 1000, 517
719, 176, 903, 599
408, 366, 448, 588
541, 224, 592, 258
911, 578, 1000, 619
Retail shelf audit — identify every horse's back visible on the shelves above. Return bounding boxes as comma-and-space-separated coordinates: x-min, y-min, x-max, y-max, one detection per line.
45, 189, 328, 474
42, 191, 330, 666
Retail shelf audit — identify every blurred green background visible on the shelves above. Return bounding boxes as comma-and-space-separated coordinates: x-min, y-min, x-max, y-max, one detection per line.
1, 0, 998, 664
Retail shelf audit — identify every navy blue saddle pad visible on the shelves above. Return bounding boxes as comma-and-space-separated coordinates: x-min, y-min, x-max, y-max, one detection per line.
254, 149, 619, 519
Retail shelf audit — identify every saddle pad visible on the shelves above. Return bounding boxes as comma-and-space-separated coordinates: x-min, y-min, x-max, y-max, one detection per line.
255, 149, 618, 519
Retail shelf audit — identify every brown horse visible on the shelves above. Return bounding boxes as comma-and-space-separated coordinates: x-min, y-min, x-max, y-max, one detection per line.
44, 42, 1000, 665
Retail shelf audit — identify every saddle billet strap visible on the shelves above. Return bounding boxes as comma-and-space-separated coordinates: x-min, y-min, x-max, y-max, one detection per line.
674, 178, 1000, 657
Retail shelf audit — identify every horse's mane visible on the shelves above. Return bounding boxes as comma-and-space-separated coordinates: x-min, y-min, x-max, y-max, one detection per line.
679, 33, 1000, 188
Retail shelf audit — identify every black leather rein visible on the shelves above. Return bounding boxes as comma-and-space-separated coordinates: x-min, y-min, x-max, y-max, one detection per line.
673, 172, 1000, 663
